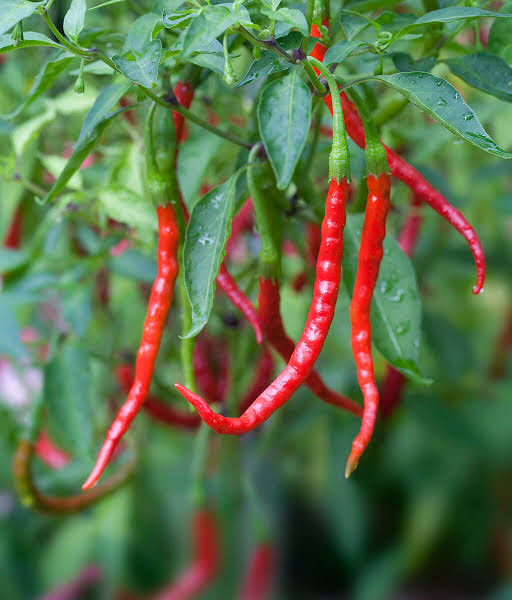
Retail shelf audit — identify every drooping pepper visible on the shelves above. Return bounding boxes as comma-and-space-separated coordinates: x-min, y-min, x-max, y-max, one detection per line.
345, 90, 390, 478
309, 20, 485, 295
83, 104, 181, 489
174, 57, 352, 433
238, 543, 275, 600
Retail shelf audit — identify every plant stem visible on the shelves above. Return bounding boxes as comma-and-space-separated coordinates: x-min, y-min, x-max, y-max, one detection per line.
236, 26, 294, 63
39, 8, 94, 58
303, 59, 328, 95
143, 88, 252, 150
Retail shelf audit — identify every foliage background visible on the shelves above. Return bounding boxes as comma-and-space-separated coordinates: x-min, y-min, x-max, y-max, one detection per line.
0, 0, 512, 598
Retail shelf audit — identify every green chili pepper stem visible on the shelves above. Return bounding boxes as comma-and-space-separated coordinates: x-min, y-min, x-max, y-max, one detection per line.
306, 57, 350, 182
179, 270, 196, 395
313, 0, 330, 25
346, 88, 389, 176
144, 103, 168, 204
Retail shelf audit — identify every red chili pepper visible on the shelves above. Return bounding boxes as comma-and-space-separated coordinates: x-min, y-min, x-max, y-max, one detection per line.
115, 364, 200, 430
238, 543, 275, 600
257, 277, 363, 417
239, 346, 274, 414
217, 265, 263, 345
380, 194, 423, 420
83, 204, 179, 489
311, 23, 485, 295
119, 96, 137, 126
173, 81, 194, 145
154, 508, 219, 600
175, 178, 350, 433
34, 431, 70, 470
346, 173, 391, 477
4, 206, 22, 249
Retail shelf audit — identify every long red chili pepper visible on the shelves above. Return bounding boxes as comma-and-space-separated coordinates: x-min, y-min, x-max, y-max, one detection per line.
238, 543, 275, 600
175, 57, 352, 433
154, 508, 219, 600
115, 365, 200, 430
346, 172, 391, 477
380, 194, 423, 419
310, 22, 485, 295
257, 278, 362, 417
83, 204, 179, 489
175, 178, 349, 433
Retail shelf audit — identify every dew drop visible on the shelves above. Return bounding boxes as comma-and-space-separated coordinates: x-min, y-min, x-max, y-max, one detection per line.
437, 97, 447, 107
198, 234, 214, 246
462, 112, 474, 121
380, 279, 393, 294
396, 320, 410, 335
436, 80, 442, 87
388, 289, 404, 303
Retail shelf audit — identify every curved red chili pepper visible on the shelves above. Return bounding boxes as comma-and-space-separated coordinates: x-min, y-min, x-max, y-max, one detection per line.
217, 265, 263, 345
34, 431, 70, 470
173, 81, 195, 144
346, 173, 391, 477
115, 364, 200, 430
154, 508, 219, 600
312, 24, 485, 295
175, 179, 349, 433
238, 543, 275, 600
83, 204, 179, 490
257, 277, 363, 417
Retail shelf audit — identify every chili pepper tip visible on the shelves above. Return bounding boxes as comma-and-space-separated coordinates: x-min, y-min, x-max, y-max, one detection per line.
344, 453, 359, 479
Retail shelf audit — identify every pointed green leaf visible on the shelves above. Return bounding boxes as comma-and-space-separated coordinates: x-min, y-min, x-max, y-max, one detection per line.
445, 52, 512, 103
374, 72, 512, 159
343, 214, 428, 384
44, 342, 93, 456
236, 49, 289, 87
324, 40, 367, 66
0, 31, 66, 53
260, 7, 308, 35
257, 70, 312, 190
123, 12, 162, 55
183, 173, 243, 338
113, 39, 162, 87
2, 51, 75, 120
43, 82, 131, 204
0, 0, 45, 36
63, 0, 87, 43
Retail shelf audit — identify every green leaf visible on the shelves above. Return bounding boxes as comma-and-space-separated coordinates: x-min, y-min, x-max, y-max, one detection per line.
0, 248, 28, 272
12, 103, 56, 158
0, 31, 66, 53
339, 10, 370, 40
257, 70, 312, 190
488, 1, 512, 63
260, 7, 308, 36
444, 53, 512, 103
43, 82, 131, 204
99, 184, 155, 235
236, 49, 289, 87
177, 131, 222, 204
0, 296, 28, 360
186, 39, 225, 76
412, 6, 512, 26
343, 214, 427, 384
0, 0, 45, 36
61, 283, 93, 337
162, 8, 195, 30
183, 172, 243, 338
107, 249, 157, 283
391, 52, 435, 73
374, 72, 512, 159
113, 38, 162, 87
2, 51, 75, 120
182, 3, 252, 56
43, 342, 93, 457
123, 12, 162, 55
324, 40, 366, 66
77, 81, 131, 144
40, 154, 83, 190
63, 0, 87, 43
